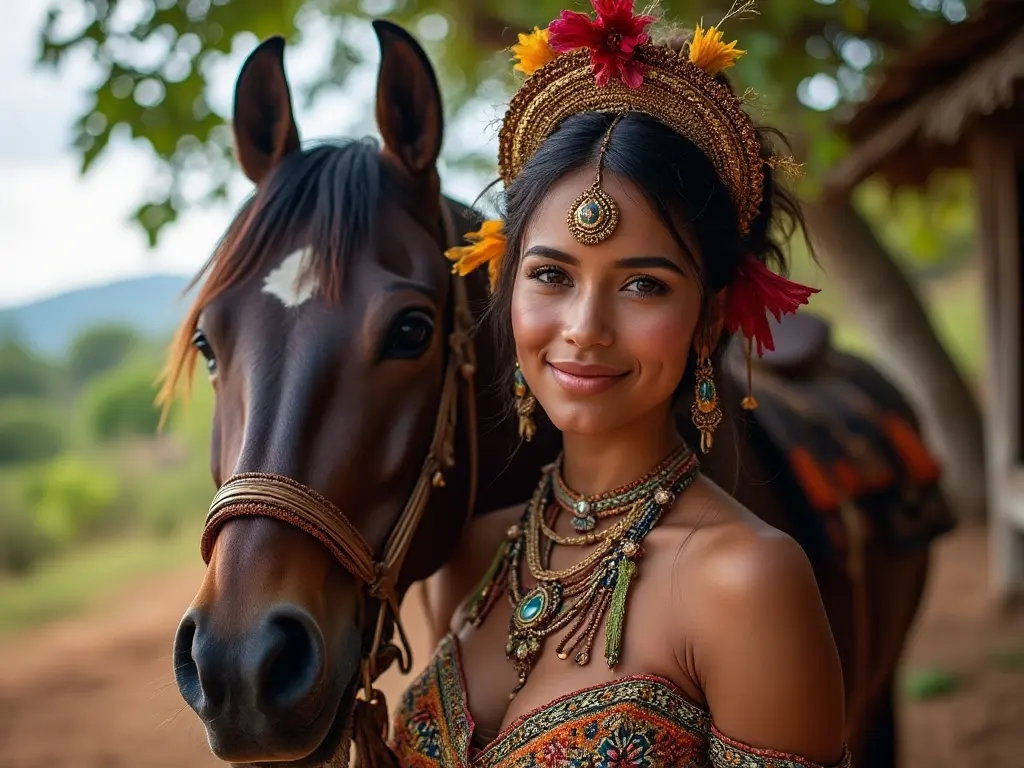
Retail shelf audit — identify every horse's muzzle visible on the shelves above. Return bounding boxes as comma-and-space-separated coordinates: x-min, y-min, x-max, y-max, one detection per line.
173, 603, 338, 762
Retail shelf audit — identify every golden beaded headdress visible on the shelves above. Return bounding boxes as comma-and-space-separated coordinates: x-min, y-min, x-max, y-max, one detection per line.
446, 0, 819, 403
500, 34, 763, 239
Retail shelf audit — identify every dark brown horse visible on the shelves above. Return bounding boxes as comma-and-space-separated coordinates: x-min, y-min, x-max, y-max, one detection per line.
165, 23, 951, 768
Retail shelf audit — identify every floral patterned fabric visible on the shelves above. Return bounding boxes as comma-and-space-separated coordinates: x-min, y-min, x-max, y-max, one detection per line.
391, 634, 851, 768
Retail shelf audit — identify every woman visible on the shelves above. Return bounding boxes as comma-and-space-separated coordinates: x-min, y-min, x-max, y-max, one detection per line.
392, 3, 850, 765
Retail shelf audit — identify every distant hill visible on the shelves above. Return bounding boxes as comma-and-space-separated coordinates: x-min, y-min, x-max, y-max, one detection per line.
0, 275, 194, 357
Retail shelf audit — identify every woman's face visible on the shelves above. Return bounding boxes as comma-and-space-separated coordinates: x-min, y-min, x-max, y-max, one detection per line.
511, 167, 705, 437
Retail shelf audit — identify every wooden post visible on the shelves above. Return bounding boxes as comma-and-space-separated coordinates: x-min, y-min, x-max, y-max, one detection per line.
970, 117, 1024, 605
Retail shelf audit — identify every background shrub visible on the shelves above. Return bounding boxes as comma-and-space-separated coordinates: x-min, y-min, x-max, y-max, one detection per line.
0, 399, 66, 466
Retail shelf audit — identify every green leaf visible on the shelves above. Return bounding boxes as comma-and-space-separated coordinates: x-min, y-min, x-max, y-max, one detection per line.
132, 200, 179, 248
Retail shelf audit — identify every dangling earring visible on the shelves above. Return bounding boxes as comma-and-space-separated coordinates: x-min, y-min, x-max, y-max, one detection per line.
691, 352, 722, 454
513, 362, 537, 442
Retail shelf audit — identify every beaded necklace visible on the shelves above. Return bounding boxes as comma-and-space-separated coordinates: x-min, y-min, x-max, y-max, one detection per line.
552, 447, 696, 534
465, 443, 699, 697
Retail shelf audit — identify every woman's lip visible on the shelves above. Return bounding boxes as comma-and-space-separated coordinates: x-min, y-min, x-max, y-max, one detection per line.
547, 362, 628, 396
547, 361, 627, 377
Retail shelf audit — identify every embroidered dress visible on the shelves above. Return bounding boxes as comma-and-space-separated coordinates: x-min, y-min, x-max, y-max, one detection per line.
391, 635, 852, 768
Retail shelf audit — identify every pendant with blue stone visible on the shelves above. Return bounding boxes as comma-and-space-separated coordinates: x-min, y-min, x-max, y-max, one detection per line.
508, 581, 562, 695
567, 181, 619, 246
513, 583, 559, 630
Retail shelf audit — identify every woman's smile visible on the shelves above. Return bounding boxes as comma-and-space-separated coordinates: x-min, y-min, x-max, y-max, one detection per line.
546, 360, 630, 396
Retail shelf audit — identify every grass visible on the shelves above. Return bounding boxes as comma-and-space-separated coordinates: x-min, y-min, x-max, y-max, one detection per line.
902, 665, 961, 701
0, 527, 198, 635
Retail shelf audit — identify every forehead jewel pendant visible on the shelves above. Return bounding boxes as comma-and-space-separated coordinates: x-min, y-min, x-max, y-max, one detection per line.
567, 113, 625, 246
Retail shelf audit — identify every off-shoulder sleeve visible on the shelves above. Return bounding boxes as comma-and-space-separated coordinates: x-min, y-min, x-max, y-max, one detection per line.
709, 726, 852, 768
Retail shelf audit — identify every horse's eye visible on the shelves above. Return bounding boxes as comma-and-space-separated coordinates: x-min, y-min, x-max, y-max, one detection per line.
383, 309, 435, 359
191, 329, 217, 373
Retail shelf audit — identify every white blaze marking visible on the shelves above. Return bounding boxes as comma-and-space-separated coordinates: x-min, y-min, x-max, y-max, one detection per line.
262, 247, 319, 307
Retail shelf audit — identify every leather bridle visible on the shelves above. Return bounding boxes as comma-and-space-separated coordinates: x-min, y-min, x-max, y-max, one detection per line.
199, 202, 478, 719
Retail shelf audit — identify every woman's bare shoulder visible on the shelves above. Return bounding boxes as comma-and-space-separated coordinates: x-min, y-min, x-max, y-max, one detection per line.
667, 476, 827, 653
664, 481, 846, 763
464, 503, 527, 550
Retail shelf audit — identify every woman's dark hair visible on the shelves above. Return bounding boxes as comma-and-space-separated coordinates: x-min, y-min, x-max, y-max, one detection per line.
487, 45, 809, 404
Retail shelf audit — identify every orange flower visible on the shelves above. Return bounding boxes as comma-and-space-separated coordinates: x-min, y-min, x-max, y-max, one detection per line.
445, 220, 506, 291
688, 24, 745, 76
511, 27, 559, 76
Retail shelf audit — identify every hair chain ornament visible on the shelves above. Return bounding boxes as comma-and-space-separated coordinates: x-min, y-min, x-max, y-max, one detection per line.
464, 444, 699, 697
567, 113, 625, 245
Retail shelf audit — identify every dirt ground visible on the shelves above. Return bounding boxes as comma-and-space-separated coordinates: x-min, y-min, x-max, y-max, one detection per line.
1, 525, 1021, 768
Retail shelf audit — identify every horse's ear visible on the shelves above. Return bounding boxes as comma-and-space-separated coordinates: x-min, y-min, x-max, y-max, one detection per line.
232, 36, 301, 185
372, 20, 443, 177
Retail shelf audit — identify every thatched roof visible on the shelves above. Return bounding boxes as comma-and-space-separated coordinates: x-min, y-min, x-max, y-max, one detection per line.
825, 0, 1024, 192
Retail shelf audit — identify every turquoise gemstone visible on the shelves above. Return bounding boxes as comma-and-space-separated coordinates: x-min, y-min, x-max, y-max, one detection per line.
698, 380, 715, 402
513, 366, 527, 397
518, 592, 545, 623
577, 200, 601, 226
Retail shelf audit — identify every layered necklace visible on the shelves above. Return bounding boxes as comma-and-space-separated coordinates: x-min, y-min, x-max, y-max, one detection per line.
466, 443, 699, 697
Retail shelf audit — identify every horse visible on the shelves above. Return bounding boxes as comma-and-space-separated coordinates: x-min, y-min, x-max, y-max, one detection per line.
165, 22, 952, 768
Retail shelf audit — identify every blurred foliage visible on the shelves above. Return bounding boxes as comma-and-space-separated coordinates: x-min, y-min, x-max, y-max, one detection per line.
902, 664, 961, 701
0, 339, 61, 400
22, 456, 122, 546
0, 399, 67, 466
0, 331, 211, 579
0, 479, 53, 575
855, 170, 977, 278
68, 324, 142, 386
81, 362, 164, 441
35, 0, 980, 244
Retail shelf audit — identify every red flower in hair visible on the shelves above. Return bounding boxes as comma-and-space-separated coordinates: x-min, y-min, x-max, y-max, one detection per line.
547, 0, 656, 89
724, 257, 821, 356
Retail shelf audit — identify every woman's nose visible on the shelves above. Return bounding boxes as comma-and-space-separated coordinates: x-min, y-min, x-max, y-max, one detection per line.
561, 288, 614, 348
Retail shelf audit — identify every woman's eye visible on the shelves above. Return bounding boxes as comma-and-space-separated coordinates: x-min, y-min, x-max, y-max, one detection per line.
382, 309, 435, 359
191, 329, 217, 373
626, 276, 666, 297
529, 266, 571, 286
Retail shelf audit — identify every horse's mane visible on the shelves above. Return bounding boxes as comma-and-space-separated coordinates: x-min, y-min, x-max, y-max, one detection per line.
157, 139, 383, 417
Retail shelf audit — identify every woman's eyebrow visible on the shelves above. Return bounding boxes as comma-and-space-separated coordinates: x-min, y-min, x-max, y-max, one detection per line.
523, 246, 687, 276
523, 245, 579, 265
614, 255, 686, 276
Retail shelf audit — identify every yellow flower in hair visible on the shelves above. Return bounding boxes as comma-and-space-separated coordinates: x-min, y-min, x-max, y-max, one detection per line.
688, 24, 745, 76
445, 219, 506, 291
511, 27, 558, 77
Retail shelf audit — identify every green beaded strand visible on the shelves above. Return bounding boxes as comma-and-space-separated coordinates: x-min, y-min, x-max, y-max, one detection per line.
604, 557, 636, 668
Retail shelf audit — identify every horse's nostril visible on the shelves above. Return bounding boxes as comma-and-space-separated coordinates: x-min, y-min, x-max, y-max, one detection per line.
173, 612, 205, 713
254, 607, 325, 711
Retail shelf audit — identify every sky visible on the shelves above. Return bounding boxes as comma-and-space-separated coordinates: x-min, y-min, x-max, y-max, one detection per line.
0, 1, 493, 309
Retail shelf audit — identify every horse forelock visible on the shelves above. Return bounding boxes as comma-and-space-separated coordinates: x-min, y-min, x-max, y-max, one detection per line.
158, 139, 389, 415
